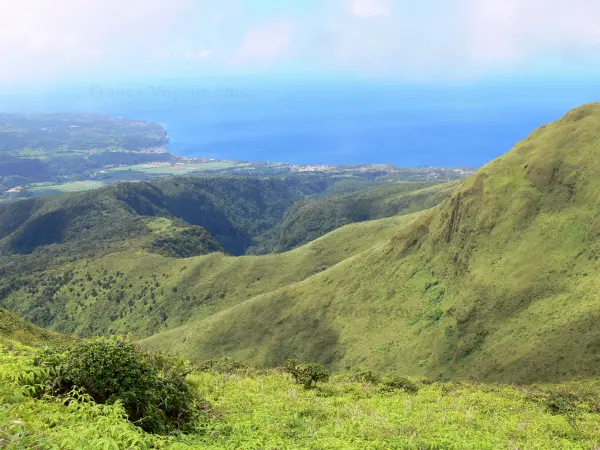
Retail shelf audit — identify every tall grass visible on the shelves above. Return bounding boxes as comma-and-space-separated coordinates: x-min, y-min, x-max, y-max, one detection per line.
2, 341, 599, 449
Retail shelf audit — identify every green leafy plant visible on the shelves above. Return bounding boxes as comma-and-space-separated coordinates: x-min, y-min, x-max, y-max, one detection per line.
425, 308, 444, 323
347, 370, 381, 384
380, 375, 420, 394
546, 391, 580, 416
284, 359, 330, 389
195, 357, 267, 377
33, 337, 204, 434
3, 338, 600, 448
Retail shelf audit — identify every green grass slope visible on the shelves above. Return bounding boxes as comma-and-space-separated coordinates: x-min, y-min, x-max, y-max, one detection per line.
144, 103, 600, 384
0, 308, 71, 347
3, 342, 599, 449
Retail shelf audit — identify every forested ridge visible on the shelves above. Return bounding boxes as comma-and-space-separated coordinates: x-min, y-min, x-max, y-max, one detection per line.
0, 174, 450, 338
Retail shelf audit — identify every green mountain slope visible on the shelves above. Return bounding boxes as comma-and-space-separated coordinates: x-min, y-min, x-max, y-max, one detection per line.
143, 103, 600, 383
250, 181, 458, 253
0, 172, 456, 340
3, 329, 599, 448
0, 176, 301, 257
0, 175, 450, 263
0, 213, 420, 337
0, 308, 71, 347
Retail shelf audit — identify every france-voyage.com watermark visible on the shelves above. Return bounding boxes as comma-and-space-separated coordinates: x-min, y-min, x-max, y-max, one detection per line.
89, 85, 250, 101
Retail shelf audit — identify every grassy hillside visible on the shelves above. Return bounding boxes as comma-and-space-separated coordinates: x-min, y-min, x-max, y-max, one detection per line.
250, 181, 458, 253
0, 308, 71, 347
5, 103, 600, 448
2, 339, 599, 448
142, 103, 600, 384
1, 294, 598, 449
5, 103, 600, 386
0, 175, 457, 338
0, 213, 419, 337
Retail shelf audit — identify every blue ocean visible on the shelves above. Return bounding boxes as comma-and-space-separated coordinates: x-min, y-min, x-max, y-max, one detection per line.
1, 79, 596, 168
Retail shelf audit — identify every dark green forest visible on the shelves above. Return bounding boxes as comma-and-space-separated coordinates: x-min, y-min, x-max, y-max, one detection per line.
0, 175, 448, 262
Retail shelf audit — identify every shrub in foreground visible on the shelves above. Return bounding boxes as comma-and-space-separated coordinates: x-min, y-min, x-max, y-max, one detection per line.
337, 370, 422, 393
34, 337, 204, 434
525, 386, 600, 427
284, 359, 330, 389
346, 370, 381, 384
195, 357, 267, 376
380, 375, 420, 393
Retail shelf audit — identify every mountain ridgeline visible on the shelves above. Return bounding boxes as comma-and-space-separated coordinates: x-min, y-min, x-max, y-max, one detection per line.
249, 181, 460, 254
0, 176, 297, 257
0, 176, 449, 259
3, 103, 600, 387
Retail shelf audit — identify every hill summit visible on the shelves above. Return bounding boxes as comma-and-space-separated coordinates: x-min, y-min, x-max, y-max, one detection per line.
144, 103, 600, 383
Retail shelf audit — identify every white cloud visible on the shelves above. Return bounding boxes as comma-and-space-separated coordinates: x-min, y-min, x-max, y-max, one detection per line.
2, 0, 600, 83
0, 0, 193, 82
464, 0, 600, 65
348, 0, 392, 18
322, 0, 600, 78
184, 49, 214, 61
232, 21, 295, 64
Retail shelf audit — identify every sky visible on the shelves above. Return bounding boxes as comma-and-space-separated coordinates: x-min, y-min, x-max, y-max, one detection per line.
2, 0, 600, 84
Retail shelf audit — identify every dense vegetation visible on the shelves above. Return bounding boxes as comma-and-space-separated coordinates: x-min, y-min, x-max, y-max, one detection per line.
0, 176, 303, 258
250, 181, 458, 253
33, 337, 204, 434
5, 104, 600, 384
0, 213, 418, 337
0, 175, 453, 340
0, 175, 450, 261
149, 226, 223, 258
5, 104, 600, 383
